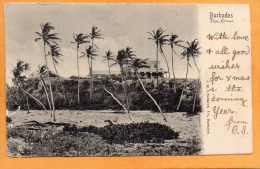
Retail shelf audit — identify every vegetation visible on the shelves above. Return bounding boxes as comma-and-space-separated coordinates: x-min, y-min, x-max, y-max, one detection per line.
8, 22, 201, 121
6, 20, 203, 157
49, 45, 67, 103
11, 60, 48, 114
103, 50, 114, 78
36, 65, 52, 111
6, 77, 201, 113
147, 28, 169, 87
35, 22, 62, 121
177, 40, 200, 110
88, 26, 103, 99
132, 58, 167, 121
112, 47, 136, 116
6, 116, 12, 123
71, 33, 89, 104
7, 121, 201, 156
169, 34, 182, 89
6, 18, 201, 156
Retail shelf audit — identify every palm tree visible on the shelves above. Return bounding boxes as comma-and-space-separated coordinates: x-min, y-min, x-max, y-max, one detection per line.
89, 25, 103, 99
169, 34, 183, 83
37, 65, 52, 115
131, 58, 167, 121
12, 60, 47, 114
95, 79, 128, 114
19, 60, 30, 113
158, 38, 170, 79
191, 48, 200, 113
71, 33, 89, 104
176, 39, 200, 111
192, 76, 200, 113
112, 47, 135, 115
103, 50, 114, 78
35, 22, 61, 121
147, 28, 169, 87
81, 45, 97, 98
49, 45, 67, 103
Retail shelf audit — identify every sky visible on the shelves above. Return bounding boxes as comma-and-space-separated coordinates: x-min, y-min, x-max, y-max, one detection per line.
5, 4, 199, 85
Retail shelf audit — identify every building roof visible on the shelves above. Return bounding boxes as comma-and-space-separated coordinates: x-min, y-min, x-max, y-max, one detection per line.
92, 70, 120, 75
138, 68, 168, 73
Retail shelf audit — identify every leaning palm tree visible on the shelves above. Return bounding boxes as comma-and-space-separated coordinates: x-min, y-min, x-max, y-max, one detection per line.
192, 76, 200, 113
49, 45, 67, 103
19, 60, 30, 113
169, 34, 183, 83
176, 39, 200, 111
88, 25, 103, 99
112, 47, 134, 115
158, 38, 170, 79
124, 47, 136, 79
132, 58, 167, 122
71, 33, 89, 104
147, 28, 169, 87
191, 51, 201, 113
37, 65, 52, 115
35, 22, 61, 121
95, 79, 128, 114
102, 50, 114, 78
81, 45, 97, 99
12, 60, 47, 114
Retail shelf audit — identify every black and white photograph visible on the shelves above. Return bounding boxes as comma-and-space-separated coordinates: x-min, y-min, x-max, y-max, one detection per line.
5, 4, 202, 156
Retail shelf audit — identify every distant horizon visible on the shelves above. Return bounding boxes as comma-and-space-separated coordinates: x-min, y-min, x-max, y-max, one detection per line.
5, 4, 200, 86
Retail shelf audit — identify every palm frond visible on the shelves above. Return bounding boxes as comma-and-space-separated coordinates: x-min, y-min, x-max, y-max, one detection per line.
35, 38, 42, 42
110, 62, 118, 67
35, 32, 42, 37
89, 25, 103, 40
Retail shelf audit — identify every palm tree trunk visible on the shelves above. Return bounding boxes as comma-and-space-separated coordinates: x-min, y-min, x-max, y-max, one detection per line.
23, 71, 30, 113
90, 40, 94, 100
191, 57, 200, 112
120, 67, 130, 115
192, 56, 200, 72
44, 42, 56, 121
156, 43, 159, 89
136, 71, 167, 122
88, 57, 91, 99
103, 86, 128, 114
160, 51, 170, 79
123, 71, 130, 114
125, 78, 130, 115
177, 58, 189, 111
171, 48, 176, 81
192, 68, 201, 112
192, 91, 197, 112
76, 45, 80, 104
108, 60, 112, 78
40, 76, 52, 113
20, 87, 48, 114
52, 59, 67, 103
171, 48, 176, 91
26, 97, 30, 113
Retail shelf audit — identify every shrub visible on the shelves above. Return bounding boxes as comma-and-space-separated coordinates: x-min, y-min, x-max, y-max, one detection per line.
6, 116, 12, 123
6, 78, 201, 112
78, 122, 179, 144
7, 124, 109, 156
29, 131, 108, 156
7, 122, 201, 156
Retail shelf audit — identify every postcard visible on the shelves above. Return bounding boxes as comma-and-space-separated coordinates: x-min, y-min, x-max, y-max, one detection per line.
4, 3, 252, 156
